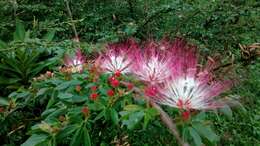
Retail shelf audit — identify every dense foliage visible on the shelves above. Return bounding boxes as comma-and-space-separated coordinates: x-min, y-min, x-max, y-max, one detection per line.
0, 0, 259, 146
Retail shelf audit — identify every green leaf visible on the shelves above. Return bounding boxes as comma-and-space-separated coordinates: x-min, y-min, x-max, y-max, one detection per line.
219, 105, 233, 120
56, 124, 78, 141
44, 108, 66, 122
104, 108, 111, 121
13, 20, 26, 41
193, 123, 219, 142
0, 40, 7, 49
121, 111, 144, 130
57, 93, 74, 101
36, 88, 49, 97
88, 102, 105, 111
0, 97, 9, 106
21, 134, 49, 146
124, 104, 143, 111
110, 108, 119, 125
46, 91, 57, 109
143, 108, 159, 129
43, 30, 56, 42
189, 127, 203, 146
24, 30, 31, 41
83, 127, 92, 146
70, 127, 82, 146
193, 112, 206, 121
55, 80, 81, 90
93, 110, 105, 121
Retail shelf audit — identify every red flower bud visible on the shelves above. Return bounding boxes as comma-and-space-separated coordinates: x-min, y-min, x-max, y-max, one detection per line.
127, 83, 134, 90
114, 70, 121, 77
109, 76, 116, 82
91, 86, 97, 91
0, 107, 4, 113
182, 111, 190, 121
110, 79, 120, 87
107, 89, 115, 97
81, 106, 89, 117
144, 86, 158, 97
90, 93, 98, 100
75, 85, 82, 92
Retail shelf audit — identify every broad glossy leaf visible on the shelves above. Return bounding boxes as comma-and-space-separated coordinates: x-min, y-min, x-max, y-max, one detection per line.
219, 105, 233, 120
43, 30, 56, 42
193, 123, 219, 142
93, 110, 105, 121
0, 97, 9, 106
55, 80, 82, 90
189, 127, 203, 146
88, 102, 105, 111
56, 124, 78, 141
21, 134, 49, 146
44, 108, 67, 122
124, 104, 143, 111
143, 108, 159, 129
13, 20, 26, 41
57, 93, 73, 101
83, 127, 92, 146
69, 127, 82, 146
110, 108, 119, 125
121, 111, 144, 130
0, 40, 7, 49
36, 88, 49, 97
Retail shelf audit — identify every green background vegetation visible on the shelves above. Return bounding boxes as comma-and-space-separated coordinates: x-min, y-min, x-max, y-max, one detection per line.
0, 0, 259, 146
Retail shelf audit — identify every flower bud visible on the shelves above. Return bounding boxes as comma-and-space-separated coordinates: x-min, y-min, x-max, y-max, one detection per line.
110, 79, 120, 88
91, 86, 97, 91
144, 86, 158, 97
107, 89, 115, 97
75, 85, 82, 92
0, 107, 4, 113
127, 83, 134, 90
114, 70, 121, 77
90, 93, 98, 100
81, 106, 89, 117
182, 111, 190, 121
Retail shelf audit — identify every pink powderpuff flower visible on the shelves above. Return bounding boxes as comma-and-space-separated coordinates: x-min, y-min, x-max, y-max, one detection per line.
158, 76, 232, 110
98, 39, 138, 75
146, 38, 233, 110
132, 39, 175, 84
64, 49, 86, 73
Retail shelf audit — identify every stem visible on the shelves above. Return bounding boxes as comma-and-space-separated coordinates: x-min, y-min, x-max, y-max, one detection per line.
121, 82, 189, 146
149, 101, 189, 146
7, 124, 25, 136
64, 0, 79, 41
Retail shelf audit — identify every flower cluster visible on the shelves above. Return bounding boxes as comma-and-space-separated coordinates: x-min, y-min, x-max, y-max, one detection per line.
63, 49, 86, 73
63, 38, 233, 113
96, 38, 233, 112
98, 39, 138, 75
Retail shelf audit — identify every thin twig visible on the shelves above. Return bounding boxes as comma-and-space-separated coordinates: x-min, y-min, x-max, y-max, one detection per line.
64, 0, 79, 41
134, 6, 176, 36
170, 9, 200, 36
8, 124, 25, 136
